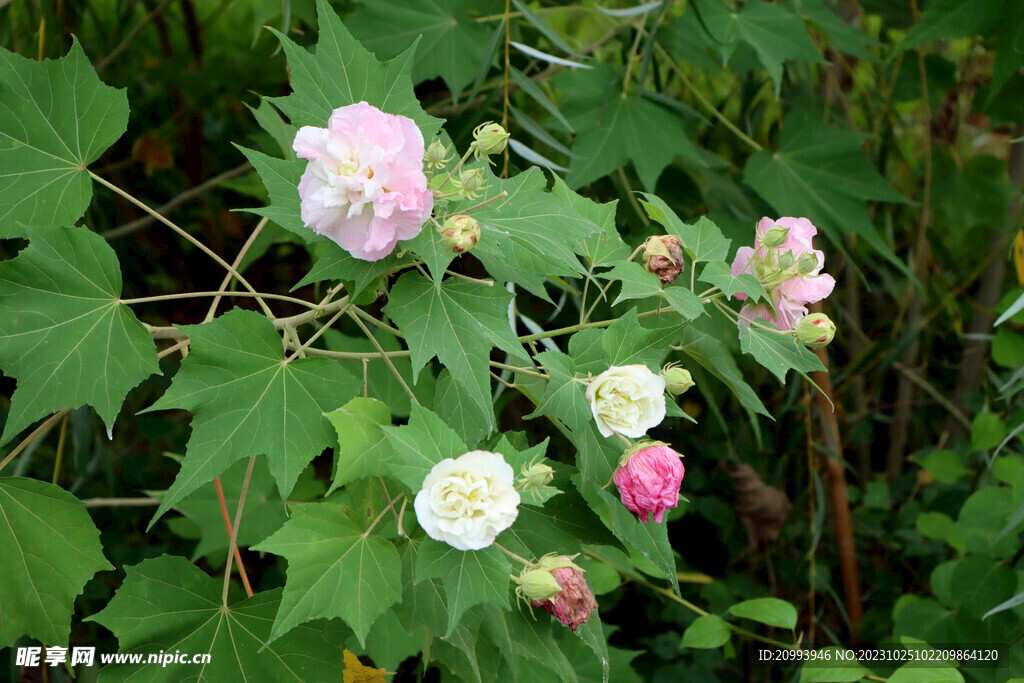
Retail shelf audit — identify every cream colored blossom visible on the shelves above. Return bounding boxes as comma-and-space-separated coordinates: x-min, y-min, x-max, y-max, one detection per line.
586, 365, 666, 438
414, 450, 520, 551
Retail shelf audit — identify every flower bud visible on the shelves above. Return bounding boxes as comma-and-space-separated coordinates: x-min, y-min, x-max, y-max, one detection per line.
777, 250, 795, 270
472, 121, 510, 157
424, 140, 452, 169
796, 252, 819, 274
642, 235, 685, 285
519, 461, 555, 488
515, 566, 562, 602
661, 363, 695, 396
457, 167, 485, 199
613, 442, 685, 523
528, 556, 596, 632
761, 226, 790, 248
794, 313, 836, 348
439, 215, 480, 254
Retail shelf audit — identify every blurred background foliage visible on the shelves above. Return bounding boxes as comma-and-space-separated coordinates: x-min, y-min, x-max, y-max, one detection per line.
1, 0, 1022, 680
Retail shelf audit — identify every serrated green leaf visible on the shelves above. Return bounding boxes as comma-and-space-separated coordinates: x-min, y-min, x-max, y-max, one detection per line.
490, 433, 560, 507
600, 260, 704, 321
326, 397, 394, 493
501, 484, 619, 558
145, 308, 360, 526
675, 323, 769, 417
445, 167, 604, 300
0, 40, 128, 227
164, 455, 287, 561
798, 0, 881, 61
526, 350, 591, 433
639, 195, 731, 265
253, 502, 402, 644
382, 403, 466, 491
434, 369, 495, 446
743, 112, 908, 272
415, 538, 510, 637
680, 614, 731, 649
550, 174, 627, 268
0, 478, 111, 647
900, 0, 1002, 51
0, 224, 159, 445
385, 273, 528, 417
699, 261, 766, 302
347, 0, 503, 98
728, 597, 798, 629
246, 97, 296, 160
559, 66, 704, 190
692, 0, 824, 96
234, 144, 309, 239
268, 0, 441, 139
88, 555, 351, 681
601, 308, 679, 368
740, 323, 826, 383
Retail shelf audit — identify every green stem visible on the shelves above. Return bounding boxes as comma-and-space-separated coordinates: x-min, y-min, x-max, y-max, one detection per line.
437, 146, 475, 191
362, 493, 406, 538
494, 542, 532, 566
287, 304, 350, 361
491, 361, 548, 379
89, 171, 274, 318
122, 290, 316, 309
347, 311, 419, 404
206, 216, 269, 322
221, 456, 256, 606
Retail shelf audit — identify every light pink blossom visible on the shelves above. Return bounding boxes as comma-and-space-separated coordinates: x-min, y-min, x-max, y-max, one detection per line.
613, 444, 685, 523
730, 217, 835, 331
293, 102, 432, 261
530, 562, 597, 631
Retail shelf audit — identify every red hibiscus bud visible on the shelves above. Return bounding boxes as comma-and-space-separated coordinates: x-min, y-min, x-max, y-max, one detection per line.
612, 442, 685, 523
529, 556, 597, 632
642, 235, 685, 285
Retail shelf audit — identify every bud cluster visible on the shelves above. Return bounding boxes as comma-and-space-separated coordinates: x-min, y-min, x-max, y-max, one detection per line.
514, 554, 597, 632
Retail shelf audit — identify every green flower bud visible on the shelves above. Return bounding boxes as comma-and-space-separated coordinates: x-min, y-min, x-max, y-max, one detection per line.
515, 566, 562, 602
661, 363, 695, 396
520, 461, 555, 488
536, 553, 582, 572
794, 313, 836, 348
777, 251, 795, 270
473, 121, 510, 157
761, 226, 790, 248
457, 167, 486, 199
439, 215, 480, 254
424, 140, 452, 169
796, 252, 819, 274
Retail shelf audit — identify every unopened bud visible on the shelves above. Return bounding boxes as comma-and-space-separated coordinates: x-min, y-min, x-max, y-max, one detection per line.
472, 121, 510, 157
439, 215, 480, 254
796, 252, 819, 274
457, 167, 486, 198
424, 140, 451, 169
761, 226, 790, 248
794, 313, 836, 348
643, 235, 685, 285
515, 566, 562, 602
777, 251, 795, 270
661, 363, 695, 396
520, 462, 555, 488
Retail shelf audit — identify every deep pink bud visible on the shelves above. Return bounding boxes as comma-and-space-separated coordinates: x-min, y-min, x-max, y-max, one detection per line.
530, 562, 597, 632
612, 443, 685, 523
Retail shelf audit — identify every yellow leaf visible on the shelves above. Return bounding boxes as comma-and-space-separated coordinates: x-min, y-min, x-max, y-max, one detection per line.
342, 649, 391, 683
1013, 229, 1024, 288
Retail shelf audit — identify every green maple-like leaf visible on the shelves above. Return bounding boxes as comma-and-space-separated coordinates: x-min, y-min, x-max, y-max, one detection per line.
739, 323, 825, 383
675, 324, 769, 418
414, 538, 511, 638
698, 261, 766, 302
160, 456, 287, 562
88, 555, 352, 681
444, 167, 605, 300
551, 175, 628, 268
0, 224, 159, 445
269, 0, 441, 138
599, 261, 704, 322
525, 350, 591, 433
638, 194, 731, 266
145, 308, 360, 526
559, 66, 705, 191
347, 0, 503, 98
384, 273, 529, 417
0, 40, 128, 228
382, 403, 466, 491
600, 309, 679, 369
433, 369, 495, 446
0, 478, 112, 647
252, 502, 403, 644
900, 0, 1003, 51
692, 0, 824, 97
325, 397, 394, 493
743, 112, 908, 271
